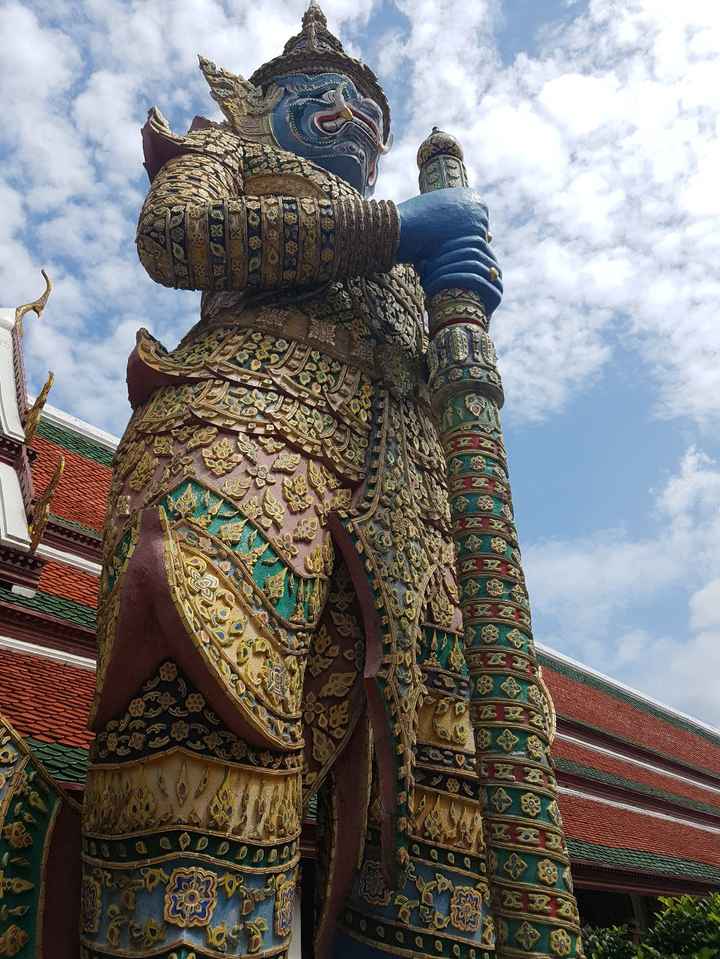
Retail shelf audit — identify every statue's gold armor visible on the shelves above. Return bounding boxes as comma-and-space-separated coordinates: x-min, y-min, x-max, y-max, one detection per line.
82, 116, 494, 958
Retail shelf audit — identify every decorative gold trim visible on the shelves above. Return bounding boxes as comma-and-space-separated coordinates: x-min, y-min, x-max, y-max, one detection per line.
29, 453, 64, 553
344, 910, 490, 948
538, 666, 557, 745
23, 370, 54, 446
15, 269, 52, 335
491, 878, 578, 901
79, 933, 290, 959
0, 753, 29, 823
408, 854, 487, 881
80, 848, 299, 876
87, 743, 300, 777
489, 843, 572, 866
198, 56, 281, 144
83, 749, 302, 843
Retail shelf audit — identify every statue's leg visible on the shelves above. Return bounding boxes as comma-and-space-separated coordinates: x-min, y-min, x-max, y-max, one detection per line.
81, 479, 335, 959
330, 565, 495, 959
302, 561, 372, 959
83, 348, 373, 956
0, 714, 82, 958
80, 657, 302, 959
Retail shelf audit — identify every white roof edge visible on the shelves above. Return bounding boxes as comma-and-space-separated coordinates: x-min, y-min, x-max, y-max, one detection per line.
0, 634, 96, 670
538, 641, 720, 740
35, 542, 101, 576
30, 400, 120, 450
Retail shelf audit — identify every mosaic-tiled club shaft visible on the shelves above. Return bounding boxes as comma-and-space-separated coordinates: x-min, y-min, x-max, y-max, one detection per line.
418, 130, 583, 959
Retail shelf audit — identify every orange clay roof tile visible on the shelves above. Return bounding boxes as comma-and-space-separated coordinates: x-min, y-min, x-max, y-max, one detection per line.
30, 435, 111, 534
0, 647, 95, 750
39, 560, 99, 609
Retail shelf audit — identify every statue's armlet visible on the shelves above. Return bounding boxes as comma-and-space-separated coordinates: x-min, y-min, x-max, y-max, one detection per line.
136, 111, 246, 289
136, 110, 400, 292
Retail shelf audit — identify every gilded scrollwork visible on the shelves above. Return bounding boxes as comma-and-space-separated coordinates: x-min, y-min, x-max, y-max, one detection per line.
82, 661, 302, 958
0, 714, 74, 956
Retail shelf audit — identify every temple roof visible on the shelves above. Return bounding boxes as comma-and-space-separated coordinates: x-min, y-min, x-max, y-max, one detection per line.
540, 649, 720, 778
30, 409, 112, 538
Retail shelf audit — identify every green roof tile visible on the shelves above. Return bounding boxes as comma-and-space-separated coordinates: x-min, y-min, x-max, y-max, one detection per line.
28, 738, 88, 785
555, 758, 720, 818
49, 513, 103, 541
0, 585, 96, 630
568, 837, 720, 884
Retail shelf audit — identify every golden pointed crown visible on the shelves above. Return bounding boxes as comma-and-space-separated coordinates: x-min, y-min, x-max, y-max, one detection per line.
249, 2, 390, 134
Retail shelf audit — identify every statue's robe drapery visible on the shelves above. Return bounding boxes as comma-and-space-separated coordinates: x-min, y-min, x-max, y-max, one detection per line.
82, 118, 494, 958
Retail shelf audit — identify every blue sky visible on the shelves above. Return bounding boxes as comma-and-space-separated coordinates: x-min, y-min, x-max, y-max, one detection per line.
2, 0, 720, 725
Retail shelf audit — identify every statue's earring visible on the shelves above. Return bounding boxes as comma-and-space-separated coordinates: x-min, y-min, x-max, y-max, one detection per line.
378, 132, 394, 155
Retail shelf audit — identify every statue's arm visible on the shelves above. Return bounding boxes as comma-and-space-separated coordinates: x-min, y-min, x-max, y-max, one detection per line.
136, 131, 399, 292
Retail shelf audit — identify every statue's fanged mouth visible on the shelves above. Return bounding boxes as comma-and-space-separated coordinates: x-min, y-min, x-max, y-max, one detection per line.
313, 86, 388, 155
316, 106, 380, 143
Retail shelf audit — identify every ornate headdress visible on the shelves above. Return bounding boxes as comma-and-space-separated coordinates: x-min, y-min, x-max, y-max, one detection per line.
249, 1, 391, 135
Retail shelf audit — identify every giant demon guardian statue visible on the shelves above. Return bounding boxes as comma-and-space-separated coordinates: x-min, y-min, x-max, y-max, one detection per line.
72, 5, 583, 959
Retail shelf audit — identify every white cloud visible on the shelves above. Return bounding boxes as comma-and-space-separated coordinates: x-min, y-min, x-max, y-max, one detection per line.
689, 579, 720, 632
597, 622, 720, 730
524, 446, 720, 724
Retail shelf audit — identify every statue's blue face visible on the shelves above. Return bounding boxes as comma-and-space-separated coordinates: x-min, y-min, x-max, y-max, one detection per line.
270, 71, 388, 196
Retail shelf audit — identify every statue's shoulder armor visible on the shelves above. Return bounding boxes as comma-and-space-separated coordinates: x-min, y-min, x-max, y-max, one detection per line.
141, 107, 244, 182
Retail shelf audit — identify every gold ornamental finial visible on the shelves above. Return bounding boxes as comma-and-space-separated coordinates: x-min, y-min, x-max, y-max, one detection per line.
538, 667, 557, 745
15, 269, 53, 336
23, 371, 55, 447
29, 453, 64, 554
198, 57, 282, 141
304, 0, 327, 31
417, 127, 465, 169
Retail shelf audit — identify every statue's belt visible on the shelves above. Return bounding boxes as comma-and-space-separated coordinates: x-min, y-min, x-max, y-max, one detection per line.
183, 306, 427, 399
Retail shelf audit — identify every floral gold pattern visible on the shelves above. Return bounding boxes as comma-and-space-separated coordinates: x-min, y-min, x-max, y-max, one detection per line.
164, 867, 218, 928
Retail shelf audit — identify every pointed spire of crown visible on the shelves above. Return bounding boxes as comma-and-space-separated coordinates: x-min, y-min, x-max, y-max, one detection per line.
249, 3, 390, 135
284, 0, 342, 56
304, 0, 327, 26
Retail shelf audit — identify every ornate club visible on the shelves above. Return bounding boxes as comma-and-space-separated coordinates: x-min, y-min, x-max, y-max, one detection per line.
417, 129, 583, 959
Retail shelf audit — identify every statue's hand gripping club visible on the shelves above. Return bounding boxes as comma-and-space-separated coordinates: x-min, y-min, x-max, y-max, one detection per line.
396, 137, 503, 313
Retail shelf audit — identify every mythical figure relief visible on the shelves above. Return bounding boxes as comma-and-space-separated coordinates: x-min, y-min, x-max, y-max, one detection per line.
81, 5, 582, 959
